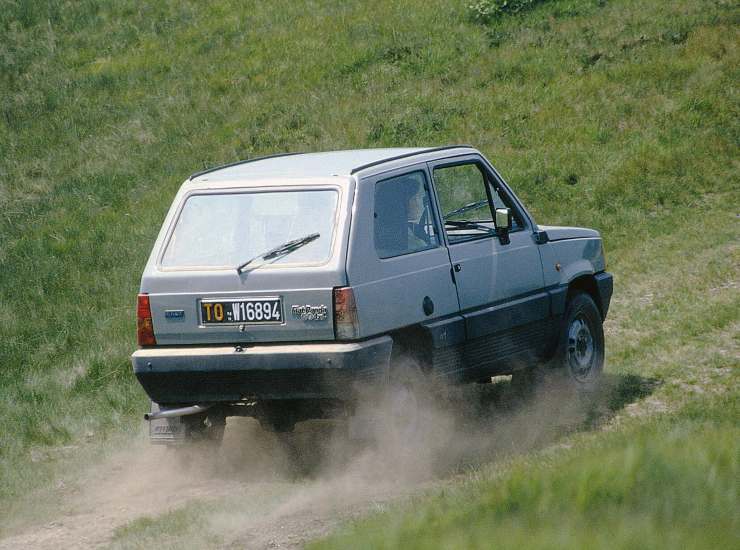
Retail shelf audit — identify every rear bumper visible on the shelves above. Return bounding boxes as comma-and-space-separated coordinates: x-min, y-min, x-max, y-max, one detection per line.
131, 336, 392, 403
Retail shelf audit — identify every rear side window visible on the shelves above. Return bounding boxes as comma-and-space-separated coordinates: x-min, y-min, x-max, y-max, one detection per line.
161, 189, 338, 269
374, 171, 439, 259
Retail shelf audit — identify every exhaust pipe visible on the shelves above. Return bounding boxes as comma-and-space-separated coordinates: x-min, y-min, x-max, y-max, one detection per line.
144, 404, 212, 421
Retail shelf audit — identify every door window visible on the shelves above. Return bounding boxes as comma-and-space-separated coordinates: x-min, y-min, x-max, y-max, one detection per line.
374, 171, 440, 258
433, 162, 521, 243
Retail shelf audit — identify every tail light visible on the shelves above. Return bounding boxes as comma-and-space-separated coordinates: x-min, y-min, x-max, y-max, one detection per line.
137, 293, 157, 346
333, 286, 359, 340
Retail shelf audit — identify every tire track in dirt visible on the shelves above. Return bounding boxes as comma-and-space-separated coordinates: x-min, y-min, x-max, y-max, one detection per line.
0, 378, 639, 549
0, 417, 428, 550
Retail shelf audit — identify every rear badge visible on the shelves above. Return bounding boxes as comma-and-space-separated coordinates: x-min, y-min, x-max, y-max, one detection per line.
164, 309, 185, 320
291, 304, 328, 321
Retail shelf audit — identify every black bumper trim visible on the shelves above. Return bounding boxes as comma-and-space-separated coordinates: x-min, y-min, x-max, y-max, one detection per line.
132, 337, 392, 403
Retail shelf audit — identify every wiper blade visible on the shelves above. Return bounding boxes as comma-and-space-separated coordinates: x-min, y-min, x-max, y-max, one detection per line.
236, 232, 320, 274
444, 220, 495, 234
443, 199, 489, 220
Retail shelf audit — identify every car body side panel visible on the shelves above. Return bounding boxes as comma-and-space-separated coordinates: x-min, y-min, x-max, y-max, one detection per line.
536, 231, 611, 321
444, 233, 546, 311
465, 291, 551, 340
346, 163, 459, 338
537, 233, 605, 288
421, 153, 548, 380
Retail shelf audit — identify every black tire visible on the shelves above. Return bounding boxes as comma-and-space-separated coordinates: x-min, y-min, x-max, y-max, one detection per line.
183, 412, 226, 444
550, 292, 605, 390
512, 292, 604, 394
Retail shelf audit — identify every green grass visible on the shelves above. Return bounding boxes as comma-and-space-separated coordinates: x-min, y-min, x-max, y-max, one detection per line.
312, 396, 739, 550
0, 0, 738, 545
110, 504, 223, 550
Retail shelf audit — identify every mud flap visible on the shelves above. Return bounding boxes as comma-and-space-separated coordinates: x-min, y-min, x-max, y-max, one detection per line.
148, 402, 186, 444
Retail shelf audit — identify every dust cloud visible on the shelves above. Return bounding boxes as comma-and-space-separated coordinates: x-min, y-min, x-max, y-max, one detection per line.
1, 368, 608, 549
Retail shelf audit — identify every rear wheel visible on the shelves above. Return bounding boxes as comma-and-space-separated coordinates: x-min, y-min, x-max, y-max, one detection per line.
183, 412, 226, 443
384, 374, 423, 445
378, 355, 449, 454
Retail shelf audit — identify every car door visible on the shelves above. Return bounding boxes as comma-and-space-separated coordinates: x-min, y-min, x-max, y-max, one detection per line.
347, 164, 460, 340
427, 155, 548, 377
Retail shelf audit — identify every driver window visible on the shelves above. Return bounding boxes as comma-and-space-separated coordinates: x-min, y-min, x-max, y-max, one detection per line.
433, 163, 495, 242
374, 171, 440, 259
433, 162, 521, 243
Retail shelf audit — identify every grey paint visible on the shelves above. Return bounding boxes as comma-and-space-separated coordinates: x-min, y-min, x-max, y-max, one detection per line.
346, 161, 459, 338
537, 225, 600, 241
134, 146, 611, 406
538, 236, 606, 289
141, 180, 354, 344
192, 148, 428, 182
425, 154, 545, 314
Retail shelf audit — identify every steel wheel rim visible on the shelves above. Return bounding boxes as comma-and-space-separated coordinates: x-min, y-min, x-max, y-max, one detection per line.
567, 314, 595, 381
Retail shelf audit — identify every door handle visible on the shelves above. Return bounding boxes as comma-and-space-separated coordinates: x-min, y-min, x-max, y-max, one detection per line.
453, 263, 462, 272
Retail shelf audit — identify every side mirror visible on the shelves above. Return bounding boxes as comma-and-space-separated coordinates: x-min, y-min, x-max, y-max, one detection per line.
495, 208, 512, 232
494, 208, 512, 245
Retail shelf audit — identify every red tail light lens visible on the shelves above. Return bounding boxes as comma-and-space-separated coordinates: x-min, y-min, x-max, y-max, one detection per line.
137, 293, 157, 346
333, 286, 359, 340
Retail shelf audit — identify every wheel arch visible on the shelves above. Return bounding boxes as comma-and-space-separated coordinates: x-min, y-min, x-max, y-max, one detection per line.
567, 274, 604, 319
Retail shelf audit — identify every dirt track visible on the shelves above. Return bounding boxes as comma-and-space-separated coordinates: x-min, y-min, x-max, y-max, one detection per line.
0, 379, 631, 549
0, 414, 445, 550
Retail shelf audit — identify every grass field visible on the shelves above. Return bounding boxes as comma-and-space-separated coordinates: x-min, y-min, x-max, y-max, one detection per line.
1, 0, 738, 546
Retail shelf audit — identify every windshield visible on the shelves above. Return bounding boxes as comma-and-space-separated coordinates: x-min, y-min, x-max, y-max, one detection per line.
160, 189, 339, 269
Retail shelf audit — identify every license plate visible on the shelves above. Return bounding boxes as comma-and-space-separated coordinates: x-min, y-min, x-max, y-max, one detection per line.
200, 297, 283, 325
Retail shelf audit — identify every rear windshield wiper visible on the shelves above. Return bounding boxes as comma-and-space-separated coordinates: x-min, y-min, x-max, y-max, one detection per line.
236, 232, 320, 274
443, 199, 489, 220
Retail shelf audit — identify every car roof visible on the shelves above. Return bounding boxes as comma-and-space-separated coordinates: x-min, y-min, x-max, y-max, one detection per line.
188, 146, 475, 183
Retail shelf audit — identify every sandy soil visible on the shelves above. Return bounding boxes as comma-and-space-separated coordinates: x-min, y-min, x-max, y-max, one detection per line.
0, 379, 618, 549
0, 419, 426, 549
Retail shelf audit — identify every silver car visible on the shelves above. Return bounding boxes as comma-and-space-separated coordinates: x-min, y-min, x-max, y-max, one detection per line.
132, 146, 613, 443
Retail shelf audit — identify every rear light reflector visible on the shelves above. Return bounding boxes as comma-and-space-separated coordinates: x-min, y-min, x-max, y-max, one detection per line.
333, 286, 359, 340
137, 293, 157, 346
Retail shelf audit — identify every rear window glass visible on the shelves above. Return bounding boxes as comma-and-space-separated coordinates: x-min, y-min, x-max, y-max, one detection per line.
161, 189, 339, 269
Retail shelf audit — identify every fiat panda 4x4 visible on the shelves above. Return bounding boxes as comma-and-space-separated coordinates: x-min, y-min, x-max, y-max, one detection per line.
132, 146, 613, 443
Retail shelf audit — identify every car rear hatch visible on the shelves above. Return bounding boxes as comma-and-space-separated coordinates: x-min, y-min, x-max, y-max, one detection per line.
141, 179, 353, 345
